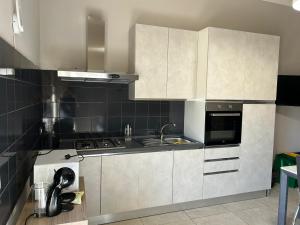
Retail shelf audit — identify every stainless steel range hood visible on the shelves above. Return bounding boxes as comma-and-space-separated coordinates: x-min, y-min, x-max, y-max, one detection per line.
58, 16, 138, 84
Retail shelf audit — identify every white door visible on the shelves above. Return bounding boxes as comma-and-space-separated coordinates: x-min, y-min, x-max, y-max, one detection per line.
167, 28, 198, 99
138, 151, 173, 208
173, 149, 204, 203
14, 0, 40, 66
131, 24, 169, 99
239, 104, 276, 193
79, 157, 101, 217
206, 28, 246, 100
0, 0, 14, 46
203, 171, 240, 199
101, 154, 140, 214
243, 34, 280, 100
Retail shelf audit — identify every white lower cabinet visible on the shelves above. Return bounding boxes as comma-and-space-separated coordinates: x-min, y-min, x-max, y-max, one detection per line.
101, 154, 140, 214
203, 171, 240, 199
239, 104, 276, 193
79, 156, 102, 217
138, 152, 173, 208
101, 151, 173, 214
173, 149, 204, 203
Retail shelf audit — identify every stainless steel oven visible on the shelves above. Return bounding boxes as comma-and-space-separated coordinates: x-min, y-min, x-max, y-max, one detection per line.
205, 102, 243, 147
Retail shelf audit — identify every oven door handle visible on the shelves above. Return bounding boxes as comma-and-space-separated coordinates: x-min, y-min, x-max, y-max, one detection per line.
209, 113, 241, 117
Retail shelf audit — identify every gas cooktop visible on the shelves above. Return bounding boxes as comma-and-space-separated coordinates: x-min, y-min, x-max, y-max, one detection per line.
75, 138, 126, 151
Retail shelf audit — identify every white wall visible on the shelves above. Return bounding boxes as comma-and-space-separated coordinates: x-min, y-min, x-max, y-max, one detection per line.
40, 0, 300, 75
274, 106, 300, 153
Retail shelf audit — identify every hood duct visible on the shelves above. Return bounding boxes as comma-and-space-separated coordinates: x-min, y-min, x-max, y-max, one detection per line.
58, 16, 138, 84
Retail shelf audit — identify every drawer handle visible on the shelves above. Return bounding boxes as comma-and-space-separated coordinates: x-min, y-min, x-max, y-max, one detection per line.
204, 169, 239, 176
205, 157, 239, 162
209, 113, 241, 117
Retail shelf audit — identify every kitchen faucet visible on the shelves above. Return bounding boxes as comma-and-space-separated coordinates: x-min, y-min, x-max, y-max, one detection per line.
160, 123, 176, 143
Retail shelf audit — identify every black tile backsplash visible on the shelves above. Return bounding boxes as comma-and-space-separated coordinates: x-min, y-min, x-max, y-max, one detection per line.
41, 72, 185, 139
0, 70, 42, 225
0, 69, 185, 224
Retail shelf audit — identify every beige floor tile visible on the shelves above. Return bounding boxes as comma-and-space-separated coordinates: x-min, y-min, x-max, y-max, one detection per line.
106, 219, 144, 225
222, 198, 266, 212
234, 206, 278, 225
185, 205, 228, 219
142, 211, 191, 225
192, 212, 248, 225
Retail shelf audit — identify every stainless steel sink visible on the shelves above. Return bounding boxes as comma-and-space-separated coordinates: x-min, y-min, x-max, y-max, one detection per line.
140, 137, 191, 147
164, 138, 191, 145
142, 138, 168, 146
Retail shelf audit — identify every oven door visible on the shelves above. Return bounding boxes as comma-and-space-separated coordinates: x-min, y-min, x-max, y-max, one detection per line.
205, 111, 242, 146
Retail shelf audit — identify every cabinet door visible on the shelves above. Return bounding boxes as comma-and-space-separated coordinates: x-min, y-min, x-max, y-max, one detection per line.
173, 150, 204, 203
138, 151, 173, 208
14, 0, 40, 66
79, 157, 101, 217
130, 24, 168, 99
101, 154, 140, 214
239, 104, 276, 193
243, 34, 280, 100
206, 28, 246, 100
0, 0, 14, 46
203, 171, 240, 199
167, 29, 198, 99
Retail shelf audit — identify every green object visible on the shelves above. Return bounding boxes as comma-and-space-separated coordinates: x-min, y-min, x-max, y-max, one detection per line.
273, 153, 298, 188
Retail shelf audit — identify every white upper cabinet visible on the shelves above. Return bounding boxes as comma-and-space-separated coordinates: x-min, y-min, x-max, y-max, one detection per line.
129, 24, 197, 100
197, 27, 280, 101
14, 0, 40, 66
206, 28, 246, 100
239, 104, 276, 193
129, 24, 169, 100
243, 33, 280, 100
0, 0, 14, 46
167, 28, 198, 99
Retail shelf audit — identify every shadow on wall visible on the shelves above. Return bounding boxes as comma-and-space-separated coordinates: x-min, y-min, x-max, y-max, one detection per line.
274, 106, 300, 154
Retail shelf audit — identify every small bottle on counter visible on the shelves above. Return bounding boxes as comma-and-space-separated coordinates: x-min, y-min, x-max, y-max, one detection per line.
124, 124, 132, 142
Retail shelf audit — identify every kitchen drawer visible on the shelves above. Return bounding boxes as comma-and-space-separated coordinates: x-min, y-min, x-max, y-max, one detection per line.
204, 146, 240, 160
204, 158, 240, 174
203, 170, 240, 199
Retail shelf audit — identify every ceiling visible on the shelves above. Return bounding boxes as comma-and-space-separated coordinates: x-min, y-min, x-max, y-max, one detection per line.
262, 0, 292, 6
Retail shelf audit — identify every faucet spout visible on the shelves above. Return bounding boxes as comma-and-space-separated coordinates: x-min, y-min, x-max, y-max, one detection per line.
160, 123, 176, 143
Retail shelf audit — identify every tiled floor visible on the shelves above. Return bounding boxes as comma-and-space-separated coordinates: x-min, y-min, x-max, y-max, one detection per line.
106, 185, 300, 225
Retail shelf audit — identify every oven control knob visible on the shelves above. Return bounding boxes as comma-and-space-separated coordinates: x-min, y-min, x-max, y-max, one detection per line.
217, 105, 222, 109
228, 105, 233, 109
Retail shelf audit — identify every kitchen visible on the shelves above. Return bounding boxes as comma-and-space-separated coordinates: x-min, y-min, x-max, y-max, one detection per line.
1, 0, 300, 225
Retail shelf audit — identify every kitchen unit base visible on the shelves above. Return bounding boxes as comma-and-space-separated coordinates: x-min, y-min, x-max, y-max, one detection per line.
88, 190, 267, 225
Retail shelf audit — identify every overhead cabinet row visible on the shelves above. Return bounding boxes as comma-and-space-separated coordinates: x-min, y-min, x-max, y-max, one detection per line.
129, 24, 198, 100
129, 24, 280, 101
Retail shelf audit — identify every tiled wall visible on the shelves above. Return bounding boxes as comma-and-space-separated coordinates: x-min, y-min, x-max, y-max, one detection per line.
0, 70, 42, 225
41, 72, 184, 141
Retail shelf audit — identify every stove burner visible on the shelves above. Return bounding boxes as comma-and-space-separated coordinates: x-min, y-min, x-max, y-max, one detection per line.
75, 138, 125, 151
75, 140, 95, 150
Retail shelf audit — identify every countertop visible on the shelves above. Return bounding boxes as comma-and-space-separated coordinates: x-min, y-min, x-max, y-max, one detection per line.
55, 136, 204, 157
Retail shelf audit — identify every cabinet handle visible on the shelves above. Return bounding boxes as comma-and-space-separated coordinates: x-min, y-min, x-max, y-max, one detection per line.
204, 169, 239, 176
209, 113, 241, 117
205, 157, 239, 162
